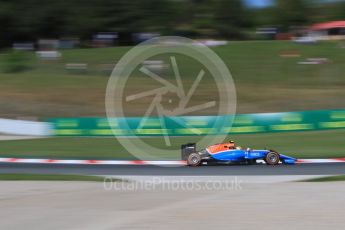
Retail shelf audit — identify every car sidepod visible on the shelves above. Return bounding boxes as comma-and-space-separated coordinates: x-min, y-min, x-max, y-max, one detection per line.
246, 150, 269, 160
208, 149, 246, 161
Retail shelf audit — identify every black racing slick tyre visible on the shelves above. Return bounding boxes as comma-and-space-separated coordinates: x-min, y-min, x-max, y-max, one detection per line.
187, 153, 202, 167
264, 151, 280, 165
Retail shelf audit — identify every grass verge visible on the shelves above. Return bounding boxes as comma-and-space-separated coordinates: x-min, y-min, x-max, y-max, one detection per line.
0, 129, 345, 159
301, 175, 345, 182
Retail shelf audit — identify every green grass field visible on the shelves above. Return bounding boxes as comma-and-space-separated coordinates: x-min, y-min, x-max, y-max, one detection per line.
1, 129, 344, 159
1, 41, 345, 160
1, 41, 345, 118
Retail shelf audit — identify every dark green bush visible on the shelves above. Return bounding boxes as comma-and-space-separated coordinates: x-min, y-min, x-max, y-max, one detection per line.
2, 51, 31, 73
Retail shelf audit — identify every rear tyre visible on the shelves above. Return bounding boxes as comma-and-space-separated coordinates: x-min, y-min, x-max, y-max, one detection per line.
265, 151, 280, 165
187, 153, 202, 167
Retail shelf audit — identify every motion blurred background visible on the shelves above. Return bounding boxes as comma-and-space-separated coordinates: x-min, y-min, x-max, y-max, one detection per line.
1, 0, 345, 160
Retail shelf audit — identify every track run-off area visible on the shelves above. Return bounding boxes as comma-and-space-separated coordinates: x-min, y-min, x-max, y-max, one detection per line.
0, 161, 345, 176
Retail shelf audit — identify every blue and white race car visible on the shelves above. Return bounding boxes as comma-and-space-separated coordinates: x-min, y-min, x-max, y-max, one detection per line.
181, 141, 297, 166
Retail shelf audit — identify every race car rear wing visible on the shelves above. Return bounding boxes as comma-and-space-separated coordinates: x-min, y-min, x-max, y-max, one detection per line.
181, 143, 196, 160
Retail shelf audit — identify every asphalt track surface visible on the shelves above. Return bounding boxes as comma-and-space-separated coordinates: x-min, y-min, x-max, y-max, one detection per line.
0, 162, 345, 175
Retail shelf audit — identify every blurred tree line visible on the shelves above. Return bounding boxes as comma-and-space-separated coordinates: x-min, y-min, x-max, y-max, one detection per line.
0, 0, 344, 47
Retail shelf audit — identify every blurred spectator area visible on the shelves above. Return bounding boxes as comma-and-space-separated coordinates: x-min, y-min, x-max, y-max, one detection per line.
38, 39, 79, 50
256, 27, 277, 40
92, 32, 118, 47
13, 43, 34, 51
309, 21, 345, 40
132, 33, 160, 44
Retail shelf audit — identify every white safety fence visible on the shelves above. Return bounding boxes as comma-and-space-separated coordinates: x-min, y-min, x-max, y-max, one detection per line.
0, 118, 51, 136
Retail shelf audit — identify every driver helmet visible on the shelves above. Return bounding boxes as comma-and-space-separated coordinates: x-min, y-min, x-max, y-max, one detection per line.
228, 140, 235, 149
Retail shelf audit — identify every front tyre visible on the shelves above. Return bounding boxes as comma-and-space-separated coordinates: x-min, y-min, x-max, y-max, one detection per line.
265, 151, 280, 165
187, 153, 202, 167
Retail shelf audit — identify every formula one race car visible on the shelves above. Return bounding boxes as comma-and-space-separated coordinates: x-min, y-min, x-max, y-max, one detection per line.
181, 141, 297, 166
